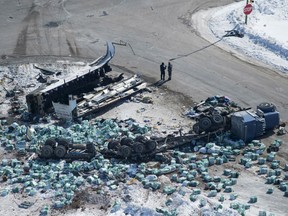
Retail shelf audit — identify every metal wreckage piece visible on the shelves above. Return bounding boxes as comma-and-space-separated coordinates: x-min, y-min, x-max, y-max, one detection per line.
37, 100, 280, 161
26, 42, 117, 117
26, 42, 146, 120
50, 73, 147, 119
38, 129, 224, 161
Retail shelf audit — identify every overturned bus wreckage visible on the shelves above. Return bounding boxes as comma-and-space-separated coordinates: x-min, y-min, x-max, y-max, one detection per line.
26, 42, 115, 116
51, 74, 147, 119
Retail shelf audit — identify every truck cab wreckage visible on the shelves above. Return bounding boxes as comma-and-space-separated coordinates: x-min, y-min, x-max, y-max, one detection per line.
38, 98, 280, 161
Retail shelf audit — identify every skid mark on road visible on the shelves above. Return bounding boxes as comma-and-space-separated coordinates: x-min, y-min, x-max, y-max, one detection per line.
66, 38, 78, 56
12, 0, 81, 56
13, 3, 39, 55
13, 25, 28, 55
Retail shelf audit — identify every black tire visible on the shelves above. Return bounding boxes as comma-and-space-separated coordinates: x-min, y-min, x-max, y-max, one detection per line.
41, 145, 54, 158
135, 135, 147, 143
108, 140, 120, 150
271, 146, 279, 152
57, 138, 69, 148
212, 110, 220, 115
212, 114, 224, 124
86, 142, 96, 154
45, 138, 56, 147
257, 102, 275, 113
117, 145, 132, 158
133, 142, 145, 154
146, 140, 157, 152
54, 145, 67, 158
120, 137, 133, 146
199, 117, 212, 130
193, 123, 201, 134
267, 147, 271, 153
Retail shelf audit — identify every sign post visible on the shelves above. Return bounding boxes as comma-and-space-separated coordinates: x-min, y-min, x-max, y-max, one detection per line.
243, 1, 253, 25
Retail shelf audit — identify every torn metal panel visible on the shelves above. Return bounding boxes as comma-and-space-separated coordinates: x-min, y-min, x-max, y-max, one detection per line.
41, 42, 115, 93
33, 64, 57, 75
52, 95, 77, 120
89, 41, 115, 67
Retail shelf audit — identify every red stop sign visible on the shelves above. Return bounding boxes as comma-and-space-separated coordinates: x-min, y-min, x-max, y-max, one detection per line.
243, 4, 253, 15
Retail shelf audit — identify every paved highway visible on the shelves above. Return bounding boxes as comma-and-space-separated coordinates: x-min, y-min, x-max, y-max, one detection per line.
0, 0, 287, 120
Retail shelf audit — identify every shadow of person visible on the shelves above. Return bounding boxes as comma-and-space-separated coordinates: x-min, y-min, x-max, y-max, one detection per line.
153, 79, 169, 87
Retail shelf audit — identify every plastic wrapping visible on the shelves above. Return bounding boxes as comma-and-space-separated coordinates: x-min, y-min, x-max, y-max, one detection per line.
208, 190, 217, 197
270, 161, 280, 169
223, 169, 231, 176
258, 157, 266, 165
192, 189, 201, 195
219, 194, 224, 202
199, 198, 207, 207
229, 193, 238, 200
163, 185, 176, 195
266, 176, 276, 184
190, 194, 198, 202
267, 188, 274, 194
39, 205, 50, 216
266, 153, 276, 162
259, 166, 268, 175
224, 186, 232, 193
249, 196, 257, 203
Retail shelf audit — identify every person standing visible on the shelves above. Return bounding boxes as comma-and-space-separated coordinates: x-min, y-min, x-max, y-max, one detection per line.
168, 62, 173, 80
160, 62, 166, 80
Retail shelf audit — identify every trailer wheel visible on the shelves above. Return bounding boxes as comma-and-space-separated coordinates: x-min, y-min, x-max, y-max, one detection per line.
199, 117, 212, 130
133, 142, 145, 154
257, 102, 275, 113
212, 114, 224, 124
193, 123, 201, 134
118, 145, 132, 158
45, 138, 56, 147
41, 145, 54, 158
267, 147, 271, 153
146, 140, 157, 152
57, 138, 69, 148
120, 137, 133, 146
271, 146, 279, 152
86, 142, 96, 154
108, 140, 120, 150
54, 145, 67, 158
135, 135, 147, 143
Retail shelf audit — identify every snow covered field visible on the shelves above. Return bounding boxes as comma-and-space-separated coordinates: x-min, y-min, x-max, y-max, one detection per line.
193, 0, 288, 73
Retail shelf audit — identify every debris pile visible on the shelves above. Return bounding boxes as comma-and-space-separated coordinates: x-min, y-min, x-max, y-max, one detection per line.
184, 95, 241, 119
0, 118, 151, 153
0, 117, 287, 215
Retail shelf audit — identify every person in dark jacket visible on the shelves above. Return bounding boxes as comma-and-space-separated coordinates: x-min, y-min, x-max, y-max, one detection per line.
160, 62, 166, 80
168, 62, 173, 80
